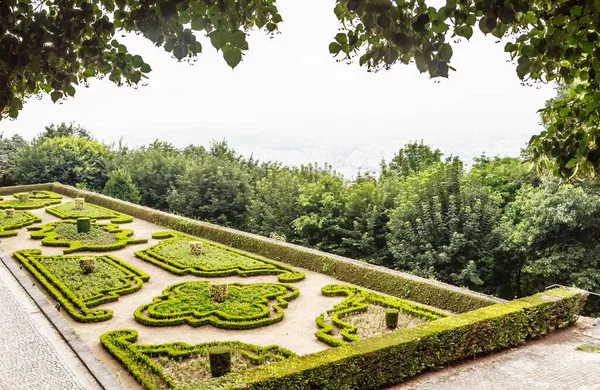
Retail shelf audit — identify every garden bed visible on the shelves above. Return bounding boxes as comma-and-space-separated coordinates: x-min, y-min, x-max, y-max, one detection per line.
0, 209, 41, 237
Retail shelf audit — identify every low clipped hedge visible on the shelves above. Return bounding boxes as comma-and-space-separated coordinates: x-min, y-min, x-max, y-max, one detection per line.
135, 231, 305, 283
28, 220, 148, 254
315, 284, 449, 347
0, 183, 53, 196
13, 190, 63, 200
100, 329, 297, 390
46, 200, 134, 223
134, 281, 299, 330
0, 197, 61, 209
48, 183, 499, 313
174, 288, 582, 390
13, 249, 150, 322
0, 210, 41, 237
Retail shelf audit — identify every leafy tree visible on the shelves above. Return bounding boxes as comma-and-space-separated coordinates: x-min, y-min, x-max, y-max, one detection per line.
0, 133, 27, 186
0, 0, 283, 118
13, 136, 113, 189
387, 158, 503, 290
36, 122, 93, 141
124, 141, 185, 210
502, 178, 600, 298
466, 156, 538, 207
380, 141, 442, 178
245, 166, 302, 240
292, 168, 347, 253
167, 155, 252, 227
102, 168, 141, 203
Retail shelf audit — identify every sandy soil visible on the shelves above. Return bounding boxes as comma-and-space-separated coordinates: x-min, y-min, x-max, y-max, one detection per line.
0, 195, 348, 390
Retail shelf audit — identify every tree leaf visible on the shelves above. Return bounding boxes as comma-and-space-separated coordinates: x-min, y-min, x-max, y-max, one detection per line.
50, 91, 62, 103
222, 46, 242, 68
455, 25, 473, 40
329, 42, 342, 54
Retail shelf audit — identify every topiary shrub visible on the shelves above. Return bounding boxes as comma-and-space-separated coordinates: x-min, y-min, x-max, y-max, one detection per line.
189, 241, 203, 255
75, 197, 85, 210
80, 257, 96, 274
208, 346, 232, 378
5, 208, 15, 218
386, 308, 399, 329
77, 217, 91, 233
18, 193, 29, 203
209, 282, 228, 302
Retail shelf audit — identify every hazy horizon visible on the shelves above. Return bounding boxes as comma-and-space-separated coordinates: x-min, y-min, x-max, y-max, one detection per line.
0, 0, 557, 177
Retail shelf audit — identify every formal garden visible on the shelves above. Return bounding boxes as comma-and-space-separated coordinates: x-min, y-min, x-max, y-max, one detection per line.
0, 184, 586, 390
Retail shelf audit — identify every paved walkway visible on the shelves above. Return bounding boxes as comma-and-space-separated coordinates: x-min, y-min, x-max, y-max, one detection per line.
393, 320, 600, 390
0, 260, 102, 390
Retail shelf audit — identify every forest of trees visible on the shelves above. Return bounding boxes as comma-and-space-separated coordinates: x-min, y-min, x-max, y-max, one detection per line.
3, 122, 600, 308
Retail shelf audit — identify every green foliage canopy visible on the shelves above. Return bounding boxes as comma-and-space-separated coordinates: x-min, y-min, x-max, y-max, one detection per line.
102, 168, 142, 203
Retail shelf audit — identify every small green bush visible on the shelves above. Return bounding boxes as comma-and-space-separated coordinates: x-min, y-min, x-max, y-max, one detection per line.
189, 241, 203, 255
5, 208, 15, 218
386, 308, 399, 329
80, 257, 96, 274
209, 282, 228, 302
18, 193, 29, 203
209, 347, 232, 377
77, 217, 91, 233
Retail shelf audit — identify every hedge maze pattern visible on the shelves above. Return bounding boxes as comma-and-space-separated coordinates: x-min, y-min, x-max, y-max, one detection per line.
13, 249, 150, 322
134, 280, 299, 329
0, 210, 41, 237
28, 220, 148, 253
135, 231, 305, 282
46, 201, 133, 223
100, 329, 296, 390
0, 196, 61, 210
13, 190, 63, 200
315, 284, 449, 346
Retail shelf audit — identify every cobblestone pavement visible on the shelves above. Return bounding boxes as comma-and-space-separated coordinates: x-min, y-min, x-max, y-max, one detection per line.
393, 321, 600, 390
0, 261, 101, 390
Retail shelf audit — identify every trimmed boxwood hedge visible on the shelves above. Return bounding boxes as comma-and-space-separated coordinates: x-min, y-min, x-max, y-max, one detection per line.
13, 249, 150, 322
28, 220, 148, 254
13, 190, 63, 200
173, 288, 582, 390
0, 196, 61, 209
46, 200, 133, 223
0, 209, 41, 237
315, 284, 449, 347
0, 183, 53, 196
100, 329, 297, 390
134, 280, 299, 329
48, 183, 500, 313
135, 231, 305, 282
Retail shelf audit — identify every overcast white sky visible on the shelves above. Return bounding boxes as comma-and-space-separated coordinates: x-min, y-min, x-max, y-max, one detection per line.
0, 0, 557, 174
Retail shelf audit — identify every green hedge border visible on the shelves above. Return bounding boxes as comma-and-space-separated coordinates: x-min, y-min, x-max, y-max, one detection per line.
0, 197, 61, 210
0, 183, 53, 196
0, 210, 41, 237
134, 280, 299, 330
47, 183, 500, 313
13, 249, 150, 322
13, 190, 63, 200
46, 201, 133, 223
100, 329, 297, 390
28, 220, 148, 254
136, 231, 305, 283
315, 284, 449, 347
173, 288, 582, 390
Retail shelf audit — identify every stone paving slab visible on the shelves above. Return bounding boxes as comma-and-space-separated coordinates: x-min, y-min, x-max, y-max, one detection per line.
393, 320, 600, 390
0, 259, 102, 390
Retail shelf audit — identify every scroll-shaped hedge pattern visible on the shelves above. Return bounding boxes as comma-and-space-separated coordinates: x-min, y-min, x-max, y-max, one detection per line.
0, 196, 61, 209
28, 220, 148, 254
134, 281, 299, 329
46, 201, 133, 223
0, 210, 41, 237
100, 329, 297, 390
13, 190, 63, 200
135, 231, 305, 283
316, 284, 449, 347
13, 249, 150, 322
